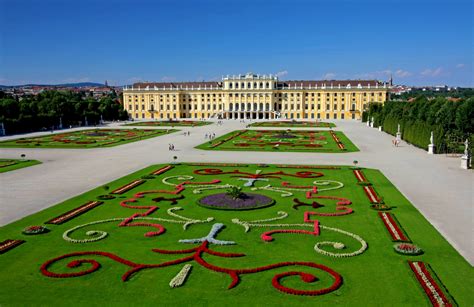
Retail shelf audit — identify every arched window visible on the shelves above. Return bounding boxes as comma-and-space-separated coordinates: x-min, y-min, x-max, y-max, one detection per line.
259, 103, 263, 110
253, 82, 257, 88
235, 82, 239, 89
240, 103, 244, 110
248, 82, 251, 88
265, 103, 269, 111
253, 103, 257, 110
266, 82, 269, 88
247, 103, 251, 110
241, 82, 245, 89
229, 103, 233, 111
259, 82, 263, 88
229, 83, 233, 89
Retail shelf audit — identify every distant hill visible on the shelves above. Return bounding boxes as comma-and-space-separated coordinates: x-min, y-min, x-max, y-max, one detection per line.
0, 82, 105, 88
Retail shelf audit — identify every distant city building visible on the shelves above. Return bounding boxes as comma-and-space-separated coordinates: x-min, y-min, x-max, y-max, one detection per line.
122, 73, 391, 120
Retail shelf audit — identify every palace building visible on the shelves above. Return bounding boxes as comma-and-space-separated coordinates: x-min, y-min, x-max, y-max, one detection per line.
122, 73, 391, 120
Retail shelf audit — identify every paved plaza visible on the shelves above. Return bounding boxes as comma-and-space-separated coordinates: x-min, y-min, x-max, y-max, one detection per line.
0, 120, 472, 265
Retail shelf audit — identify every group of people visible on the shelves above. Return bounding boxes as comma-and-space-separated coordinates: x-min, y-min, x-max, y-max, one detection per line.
182, 131, 191, 136
168, 144, 176, 151
205, 133, 216, 140
216, 120, 224, 126
392, 139, 401, 147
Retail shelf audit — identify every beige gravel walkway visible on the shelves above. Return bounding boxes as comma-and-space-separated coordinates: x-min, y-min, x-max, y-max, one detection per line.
0, 120, 472, 265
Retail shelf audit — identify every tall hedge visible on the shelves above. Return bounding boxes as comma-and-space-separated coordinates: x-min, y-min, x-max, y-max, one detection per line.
367, 97, 473, 153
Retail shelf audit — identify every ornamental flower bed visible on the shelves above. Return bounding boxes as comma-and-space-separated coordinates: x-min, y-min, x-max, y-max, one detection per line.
198, 193, 275, 210
394, 243, 423, 255
46, 201, 104, 225
408, 261, 454, 306
110, 180, 145, 194
151, 165, 174, 175
363, 186, 382, 203
0, 239, 25, 254
378, 212, 410, 242
22, 225, 49, 235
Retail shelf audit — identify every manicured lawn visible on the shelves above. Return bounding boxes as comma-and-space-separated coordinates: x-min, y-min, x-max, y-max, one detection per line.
0, 163, 471, 305
249, 120, 335, 128
195, 130, 358, 153
0, 159, 41, 173
0, 129, 178, 148
125, 120, 211, 127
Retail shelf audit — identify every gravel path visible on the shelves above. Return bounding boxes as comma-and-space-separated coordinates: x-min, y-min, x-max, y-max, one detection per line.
0, 119, 472, 264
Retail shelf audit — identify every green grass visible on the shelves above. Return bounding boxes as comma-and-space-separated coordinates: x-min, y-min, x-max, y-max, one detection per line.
0, 163, 471, 306
125, 120, 211, 127
248, 121, 336, 128
0, 159, 41, 173
195, 130, 359, 153
0, 129, 178, 148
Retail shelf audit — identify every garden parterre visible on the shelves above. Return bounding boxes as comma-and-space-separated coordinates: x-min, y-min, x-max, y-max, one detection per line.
0, 163, 470, 306
0, 129, 178, 148
248, 120, 335, 128
196, 130, 358, 153
125, 120, 211, 127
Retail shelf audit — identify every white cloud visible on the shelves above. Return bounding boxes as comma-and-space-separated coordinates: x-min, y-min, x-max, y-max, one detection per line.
128, 77, 142, 83
62, 77, 91, 83
354, 70, 391, 79
161, 76, 176, 82
394, 69, 412, 78
322, 72, 337, 79
420, 67, 443, 77
275, 70, 288, 78
456, 63, 465, 68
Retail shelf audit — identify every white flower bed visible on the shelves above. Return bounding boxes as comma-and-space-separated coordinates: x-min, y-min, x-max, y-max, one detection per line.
169, 264, 193, 288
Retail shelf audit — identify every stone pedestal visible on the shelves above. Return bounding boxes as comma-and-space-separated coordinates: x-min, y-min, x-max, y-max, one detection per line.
461, 156, 471, 169
378, 126, 382, 132
428, 144, 435, 154
396, 132, 401, 142
366, 121, 370, 127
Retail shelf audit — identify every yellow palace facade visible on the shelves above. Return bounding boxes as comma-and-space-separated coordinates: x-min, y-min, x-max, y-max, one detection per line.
122, 73, 390, 120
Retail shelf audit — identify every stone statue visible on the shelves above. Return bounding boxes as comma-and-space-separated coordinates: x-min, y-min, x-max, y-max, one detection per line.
430, 131, 434, 145
464, 139, 470, 157
397, 124, 400, 134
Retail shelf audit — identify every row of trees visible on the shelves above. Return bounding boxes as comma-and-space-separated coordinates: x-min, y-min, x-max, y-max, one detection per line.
363, 96, 473, 153
0, 90, 129, 135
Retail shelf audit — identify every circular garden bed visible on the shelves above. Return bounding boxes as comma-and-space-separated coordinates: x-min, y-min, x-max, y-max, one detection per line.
198, 193, 274, 210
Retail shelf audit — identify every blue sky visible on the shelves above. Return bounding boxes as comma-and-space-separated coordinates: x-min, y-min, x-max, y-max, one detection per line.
0, 0, 472, 86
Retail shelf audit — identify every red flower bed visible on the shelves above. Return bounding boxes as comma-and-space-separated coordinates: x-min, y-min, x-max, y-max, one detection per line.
353, 170, 367, 182
261, 211, 320, 241
408, 261, 453, 306
46, 201, 104, 225
378, 212, 410, 242
363, 186, 381, 203
193, 168, 323, 179
41, 240, 342, 296
293, 197, 353, 216
150, 165, 174, 175
0, 239, 25, 254
110, 180, 145, 194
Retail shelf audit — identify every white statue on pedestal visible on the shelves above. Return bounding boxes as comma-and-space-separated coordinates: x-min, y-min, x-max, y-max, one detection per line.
428, 131, 435, 154
461, 138, 471, 169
